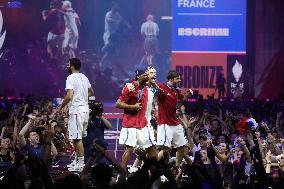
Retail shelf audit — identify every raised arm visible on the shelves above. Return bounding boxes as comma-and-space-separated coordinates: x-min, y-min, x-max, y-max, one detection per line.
21, 104, 29, 117
0, 126, 7, 140
264, 150, 272, 174
43, 128, 55, 165
12, 117, 19, 146
276, 112, 283, 138
267, 133, 282, 155
50, 141, 58, 157
18, 119, 33, 149
187, 117, 198, 150
240, 140, 252, 162
208, 141, 228, 163
212, 115, 228, 133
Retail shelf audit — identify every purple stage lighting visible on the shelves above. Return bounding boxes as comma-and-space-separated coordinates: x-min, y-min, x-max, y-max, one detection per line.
8, 1, 22, 9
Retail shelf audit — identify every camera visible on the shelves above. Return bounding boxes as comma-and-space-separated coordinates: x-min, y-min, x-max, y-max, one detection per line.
89, 100, 103, 119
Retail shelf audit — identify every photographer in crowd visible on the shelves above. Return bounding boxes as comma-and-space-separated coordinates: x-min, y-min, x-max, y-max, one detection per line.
83, 100, 112, 164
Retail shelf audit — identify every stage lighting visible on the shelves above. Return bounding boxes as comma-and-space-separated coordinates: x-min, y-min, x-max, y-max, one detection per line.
8, 1, 22, 9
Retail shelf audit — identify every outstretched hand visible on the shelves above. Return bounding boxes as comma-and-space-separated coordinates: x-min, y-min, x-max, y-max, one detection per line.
183, 88, 193, 98
43, 126, 55, 143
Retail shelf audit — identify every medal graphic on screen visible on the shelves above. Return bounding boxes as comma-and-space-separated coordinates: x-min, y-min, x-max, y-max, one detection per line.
231, 60, 244, 97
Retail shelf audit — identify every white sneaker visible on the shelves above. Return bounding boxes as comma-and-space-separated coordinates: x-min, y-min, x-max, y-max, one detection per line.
128, 166, 139, 174
67, 159, 77, 168
68, 163, 85, 172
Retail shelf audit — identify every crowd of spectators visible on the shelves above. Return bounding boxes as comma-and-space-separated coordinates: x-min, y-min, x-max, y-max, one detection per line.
0, 96, 283, 189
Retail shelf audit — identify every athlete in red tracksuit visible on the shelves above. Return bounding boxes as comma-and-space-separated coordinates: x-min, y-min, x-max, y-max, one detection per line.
116, 68, 157, 176
156, 70, 192, 168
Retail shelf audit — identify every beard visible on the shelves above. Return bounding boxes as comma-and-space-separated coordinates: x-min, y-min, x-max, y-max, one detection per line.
168, 81, 178, 89
150, 76, 156, 81
173, 82, 180, 88
140, 79, 147, 86
67, 67, 72, 74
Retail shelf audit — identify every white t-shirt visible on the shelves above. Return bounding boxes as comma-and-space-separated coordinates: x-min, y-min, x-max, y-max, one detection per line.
64, 9, 79, 35
104, 10, 122, 35
103, 10, 122, 45
65, 73, 91, 114
141, 21, 159, 37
